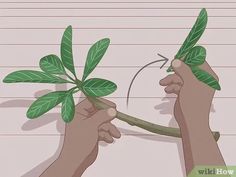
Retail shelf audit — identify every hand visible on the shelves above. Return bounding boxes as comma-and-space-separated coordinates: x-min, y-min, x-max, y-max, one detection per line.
160, 60, 225, 174
40, 98, 121, 177
160, 59, 219, 129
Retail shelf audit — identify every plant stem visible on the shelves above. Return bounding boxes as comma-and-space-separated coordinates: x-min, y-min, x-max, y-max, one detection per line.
65, 73, 76, 83
89, 97, 220, 141
68, 86, 77, 92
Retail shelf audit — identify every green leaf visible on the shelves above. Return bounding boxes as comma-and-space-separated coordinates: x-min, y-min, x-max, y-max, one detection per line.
82, 78, 117, 97
61, 25, 76, 77
3, 70, 70, 83
167, 8, 208, 72
191, 67, 221, 90
184, 46, 206, 66
167, 67, 174, 72
61, 92, 75, 123
176, 8, 208, 59
27, 91, 67, 119
82, 38, 110, 81
40, 54, 66, 75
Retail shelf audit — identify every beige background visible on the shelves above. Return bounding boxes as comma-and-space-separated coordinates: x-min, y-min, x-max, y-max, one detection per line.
0, 0, 236, 177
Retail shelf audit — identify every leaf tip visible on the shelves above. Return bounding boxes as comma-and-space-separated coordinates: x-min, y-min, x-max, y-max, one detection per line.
26, 110, 35, 119
103, 38, 111, 45
67, 25, 72, 30
63, 117, 74, 123
166, 67, 173, 72
200, 8, 207, 15
2, 74, 13, 83
2, 77, 8, 83
200, 8, 208, 21
216, 84, 221, 91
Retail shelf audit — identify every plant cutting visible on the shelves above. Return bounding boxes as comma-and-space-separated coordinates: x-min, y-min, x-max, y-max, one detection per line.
166, 8, 221, 90
3, 8, 220, 141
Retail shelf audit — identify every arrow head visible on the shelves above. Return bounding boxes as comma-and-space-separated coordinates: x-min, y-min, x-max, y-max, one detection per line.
157, 53, 169, 69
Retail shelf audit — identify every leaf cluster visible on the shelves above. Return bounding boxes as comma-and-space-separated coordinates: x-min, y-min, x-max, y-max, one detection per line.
167, 8, 221, 90
3, 26, 117, 122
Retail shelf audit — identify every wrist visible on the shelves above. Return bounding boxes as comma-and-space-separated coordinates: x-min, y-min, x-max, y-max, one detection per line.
179, 124, 212, 149
40, 155, 80, 177
55, 156, 79, 177
59, 149, 86, 168
180, 115, 210, 133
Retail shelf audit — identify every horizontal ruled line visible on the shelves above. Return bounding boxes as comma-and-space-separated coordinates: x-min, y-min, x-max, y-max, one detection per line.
2, 7, 236, 9
0, 27, 236, 30
0, 133, 234, 136
0, 134, 64, 136
0, 66, 236, 68
0, 134, 235, 137
219, 134, 236, 136
1, 97, 236, 99
0, 133, 234, 137
1, 15, 236, 17
2, 97, 176, 99
1, 44, 236, 46
1, 1, 236, 3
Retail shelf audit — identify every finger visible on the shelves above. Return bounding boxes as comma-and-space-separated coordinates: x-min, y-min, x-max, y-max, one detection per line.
97, 98, 116, 108
75, 99, 93, 110
99, 123, 121, 138
171, 59, 196, 83
107, 123, 121, 138
159, 74, 183, 86
75, 99, 96, 117
98, 131, 114, 143
88, 108, 117, 127
164, 84, 181, 94
99, 123, 110, 131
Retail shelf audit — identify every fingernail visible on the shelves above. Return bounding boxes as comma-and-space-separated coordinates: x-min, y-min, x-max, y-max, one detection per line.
107, 108, 117, 117
172, 59, 182, 68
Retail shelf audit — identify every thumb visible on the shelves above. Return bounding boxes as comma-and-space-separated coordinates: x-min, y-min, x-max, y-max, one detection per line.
89, 108, 117, 127
171, 59, 195, 82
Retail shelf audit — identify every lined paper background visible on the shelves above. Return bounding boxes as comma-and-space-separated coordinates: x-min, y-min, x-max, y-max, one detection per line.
0, 1, 236, 177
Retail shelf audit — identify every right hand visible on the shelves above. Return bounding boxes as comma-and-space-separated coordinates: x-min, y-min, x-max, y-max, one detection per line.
59, 98, 121, 176
40, 98, 121, 177
160, 60, 219, 129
